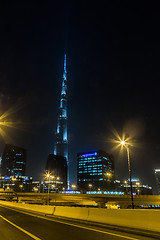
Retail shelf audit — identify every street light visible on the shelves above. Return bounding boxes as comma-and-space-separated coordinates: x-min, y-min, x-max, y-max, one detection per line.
55, 177, 60, 192
120, 140, 134, 209
71, 184, 76, 189
33, 187, 38, 192
124, 180, 128, 194
88, 184, 92, 192
136, 182, 140, 195
11, 177, 17, 191
19, 184, 23, 192
45, 172, 54, 205
106, 172, 112, 190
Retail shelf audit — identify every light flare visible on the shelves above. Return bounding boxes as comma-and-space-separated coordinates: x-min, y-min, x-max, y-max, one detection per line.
0, 100, 23, 122
0, 127, 12, 143
0, 100, 27, 142
107, 127, 138, 155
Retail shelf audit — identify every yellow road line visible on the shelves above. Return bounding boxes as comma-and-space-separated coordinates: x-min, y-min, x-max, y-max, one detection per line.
0, 204, 139, 240
0, 215, 41, 240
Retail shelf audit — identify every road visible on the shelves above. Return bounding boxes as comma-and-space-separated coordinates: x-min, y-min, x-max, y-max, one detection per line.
0, 204, 158, 240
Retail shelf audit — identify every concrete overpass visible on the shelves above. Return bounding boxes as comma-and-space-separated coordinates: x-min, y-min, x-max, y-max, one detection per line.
1, 192, 160, 208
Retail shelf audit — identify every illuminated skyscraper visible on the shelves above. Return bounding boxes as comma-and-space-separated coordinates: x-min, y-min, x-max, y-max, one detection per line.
155, 169, 160, 195
1, 144, 26, 177
77, 150, 115, 192
54, 54, 69, 187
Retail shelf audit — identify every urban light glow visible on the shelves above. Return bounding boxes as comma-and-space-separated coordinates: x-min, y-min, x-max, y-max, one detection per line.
0, 101, 25, 142
106, 172, 112, 177
108, 128, 138, 154
121, 140, 125, 146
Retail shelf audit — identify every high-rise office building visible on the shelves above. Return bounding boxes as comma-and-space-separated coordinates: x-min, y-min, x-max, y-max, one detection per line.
1, 144, 26, 176
54, 54, 69, 187
45, 154, 67, 189
77, 150, 115, 192
155, 169, 160, 195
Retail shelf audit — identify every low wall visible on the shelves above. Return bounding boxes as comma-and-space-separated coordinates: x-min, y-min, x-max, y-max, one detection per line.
0, 201, 160, 234
55, 206, 89, 220
0, 201, 54, 215
87, 208, 160, 233
54, 206, 160, 233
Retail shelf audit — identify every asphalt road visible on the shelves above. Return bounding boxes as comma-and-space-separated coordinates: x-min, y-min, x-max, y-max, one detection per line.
0, 205, 158, 240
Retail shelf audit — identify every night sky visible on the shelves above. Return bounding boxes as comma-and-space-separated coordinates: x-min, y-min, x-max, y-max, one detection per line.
0, 1, 160, 193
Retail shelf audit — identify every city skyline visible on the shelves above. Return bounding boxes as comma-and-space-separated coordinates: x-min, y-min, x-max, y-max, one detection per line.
0, 1, 160, 194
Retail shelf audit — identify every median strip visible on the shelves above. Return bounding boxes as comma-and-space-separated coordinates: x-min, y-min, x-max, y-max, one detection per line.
0, 215, 41, 240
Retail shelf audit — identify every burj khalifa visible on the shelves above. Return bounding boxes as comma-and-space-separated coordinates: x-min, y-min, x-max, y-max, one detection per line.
54, 54, 69, 187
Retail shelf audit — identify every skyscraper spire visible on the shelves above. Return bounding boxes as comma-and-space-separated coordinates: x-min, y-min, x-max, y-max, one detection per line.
64, 53, 66, 71
54, 54, 69, 188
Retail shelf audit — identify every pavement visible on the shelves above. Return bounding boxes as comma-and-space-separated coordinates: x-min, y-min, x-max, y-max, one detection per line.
0, 204, 159, 240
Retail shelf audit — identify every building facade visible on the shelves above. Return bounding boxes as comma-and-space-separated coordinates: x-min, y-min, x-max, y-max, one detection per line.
1, 144, 26, 177
45, 154, 67, 189
155, 169, 160, 195
77, 150, 115, 192
0, 175, 32, 192
121, 178, 152, 195
54, 54, 69, 187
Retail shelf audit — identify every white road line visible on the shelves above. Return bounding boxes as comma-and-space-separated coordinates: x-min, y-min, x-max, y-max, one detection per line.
0, 215, 41, 240
0, 204, 140, 240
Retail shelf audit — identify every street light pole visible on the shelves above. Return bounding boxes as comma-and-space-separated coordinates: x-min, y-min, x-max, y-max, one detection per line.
121, 141, 134, 209
126, 145, 134, 209
48, 175, 50, 205
89, 184, 92, 192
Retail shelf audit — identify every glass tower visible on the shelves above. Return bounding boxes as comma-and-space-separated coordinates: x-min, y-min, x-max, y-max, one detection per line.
77, 150, 115, 192
1, 144, 26, 177
54, 54, 69, 187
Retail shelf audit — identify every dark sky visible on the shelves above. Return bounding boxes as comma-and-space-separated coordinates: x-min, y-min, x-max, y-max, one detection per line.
0, 1, 160, 193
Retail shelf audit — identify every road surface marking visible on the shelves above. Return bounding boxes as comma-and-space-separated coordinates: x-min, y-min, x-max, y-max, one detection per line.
0, 215, 41, 240
0, 205, 139, 240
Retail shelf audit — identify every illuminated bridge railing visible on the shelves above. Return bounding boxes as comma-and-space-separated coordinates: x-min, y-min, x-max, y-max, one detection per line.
86, 191, 124, 195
